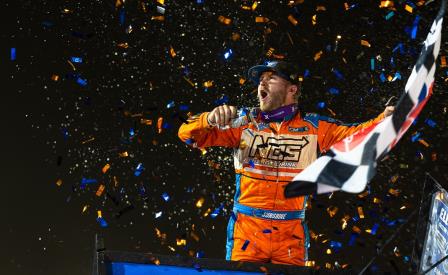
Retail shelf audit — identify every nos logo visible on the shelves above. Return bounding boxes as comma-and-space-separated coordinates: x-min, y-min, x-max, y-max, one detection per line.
248, 135, 309, 161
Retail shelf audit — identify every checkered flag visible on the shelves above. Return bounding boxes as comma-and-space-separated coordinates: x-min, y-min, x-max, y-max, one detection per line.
285, 0, 446, 197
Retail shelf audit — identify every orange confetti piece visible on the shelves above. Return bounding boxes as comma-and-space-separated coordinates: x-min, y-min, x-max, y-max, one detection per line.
316, 5, 326, 11
405, 4, 413, 13
119, 151, 128, 157
97, 210, 102, 218
326, 248, 332, 254
352, 226, 361, 234
327, 206, 338, 217
388, 188, 400, 196
255, 16, 269, 23
156, 0, 164, 5
154, 259, 160, 265
115, 0, 123, 8
96, 184, 105, 197
113, 176, 118, 187
169, 46, 176, 58
311, 14, 317, 25
218, 15, 232, 25
176, 238, 187, 246
67, 60, 76, 71
259, 266, 268, 273
305, 261, 316, 267
373, 197, 381, 204
196, 197, 205, 208
231, 32, 241, 41
201, 148, 207, 155
117, 42, 128, 48
357, 207, 365, 219
360, 40, 371, 47
390, 174, 399, 183
56, 179, 62, 186
203, 208, 211, 217
183, 76, 195, 87
82, 205, 89, 213
140, 118, 153, 125
358, 190, 369, 198
239, 78, 246, 85
288, 14, 298, 26
379, 1, 394, 8
190, 231, 200, 242
51, 74, 59, 81
344, 2, 350, 10
82, 137, 95, 144
325, 263, 332, 269
203, 80, 214, 88
327, 108, 336, 117
266, 47, 275, 57
314, 50, 323, 61
102, 164, 110, 174
441, 56, 447, 67
157, 117, 163, 134
251, 1, 258, 10
151, 15, 165, 21
241, 5, 251, 10
418, 139, 430, 147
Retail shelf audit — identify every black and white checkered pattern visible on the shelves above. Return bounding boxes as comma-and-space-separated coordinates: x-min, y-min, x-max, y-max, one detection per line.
285, 1, 446, 197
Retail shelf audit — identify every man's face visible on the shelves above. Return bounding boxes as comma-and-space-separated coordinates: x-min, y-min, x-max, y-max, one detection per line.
258, 71, 290, 112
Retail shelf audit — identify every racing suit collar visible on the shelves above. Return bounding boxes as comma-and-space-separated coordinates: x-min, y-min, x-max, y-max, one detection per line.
259, 104, 299, 123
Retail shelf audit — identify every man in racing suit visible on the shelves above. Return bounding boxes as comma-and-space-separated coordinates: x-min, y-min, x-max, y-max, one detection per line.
178, 61, 394, 266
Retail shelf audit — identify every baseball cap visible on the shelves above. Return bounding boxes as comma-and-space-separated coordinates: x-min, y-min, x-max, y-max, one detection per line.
247, 60, 300, 85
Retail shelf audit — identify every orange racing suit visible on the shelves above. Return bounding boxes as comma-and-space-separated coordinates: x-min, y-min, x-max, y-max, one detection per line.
178, 108, 385, 265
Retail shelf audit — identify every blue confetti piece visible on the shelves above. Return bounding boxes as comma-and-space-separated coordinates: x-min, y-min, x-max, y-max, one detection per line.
393, 71, 402, 81
224, 49, 233, 59
134, 163, 144, 177
210, 204, 223, 218
393, 43, 404, 54
410, 25, 418, 40
241, 240, 250, 251
166, 101, 175, 109
317, 102, 326, 109
352, 215, 359, 222
10, 48, 16, 61
348, 233, 358, 246
425, 118, 436, 128
390, 57, 396, 67
262, 229, 272, 234
96, 217, 108, 228
81, 178, 97, 185
385, 11, 394, 20
179, 104, 189, 111
370, 58, 375, 71
404, 256, 410, 263
197, 0, 204, 3
162, 192, 170, 202
196, 251, 205, 258
411, 132, 422, 142
77, 77, 88, 86
248, 159, 255, 168
330, 241, 342, 251
379, 73, 386, 82
332, 68, 344, 80
129, 128, 135, 137
70, 57, 83, 63
119, 9, 125, 26
162, 122, 172, 129
328, 87, 340, 95
185, 138, 195, 145
304, 69, 310, 78
371, 223, 380, 235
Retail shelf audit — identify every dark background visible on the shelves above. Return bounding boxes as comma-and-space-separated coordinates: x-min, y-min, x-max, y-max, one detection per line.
3, 0, 448, 274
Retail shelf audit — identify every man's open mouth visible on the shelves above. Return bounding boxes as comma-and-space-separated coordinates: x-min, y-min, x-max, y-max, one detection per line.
260, 90, 268, 100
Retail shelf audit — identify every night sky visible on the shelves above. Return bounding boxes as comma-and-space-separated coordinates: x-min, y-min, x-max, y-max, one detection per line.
3, 0, 448, 274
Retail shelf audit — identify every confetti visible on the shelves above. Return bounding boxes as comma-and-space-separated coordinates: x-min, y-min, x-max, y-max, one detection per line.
10, 48, 16, 61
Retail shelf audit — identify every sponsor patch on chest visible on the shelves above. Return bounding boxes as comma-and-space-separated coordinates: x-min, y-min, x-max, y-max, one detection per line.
288, 126, 309, 132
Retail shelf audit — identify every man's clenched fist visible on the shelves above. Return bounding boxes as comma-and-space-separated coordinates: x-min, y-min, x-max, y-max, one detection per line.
207, 105, 238, 127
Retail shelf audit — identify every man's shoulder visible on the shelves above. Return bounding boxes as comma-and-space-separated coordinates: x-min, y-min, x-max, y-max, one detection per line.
301, 113, 346, 128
